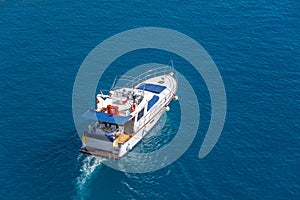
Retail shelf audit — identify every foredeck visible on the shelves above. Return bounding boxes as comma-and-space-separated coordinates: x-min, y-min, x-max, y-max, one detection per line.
139, 74, 177, 93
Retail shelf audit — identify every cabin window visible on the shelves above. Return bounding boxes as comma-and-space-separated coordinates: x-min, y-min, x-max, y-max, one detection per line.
137, 108, 144, 121
147, 95, 159, 111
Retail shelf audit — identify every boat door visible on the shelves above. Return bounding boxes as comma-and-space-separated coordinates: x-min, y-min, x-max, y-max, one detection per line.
124, 117, 135, 135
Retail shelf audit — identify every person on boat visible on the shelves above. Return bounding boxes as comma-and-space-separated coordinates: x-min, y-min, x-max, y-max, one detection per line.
132, 86, 137, 101
122, 89, 127, 97
132, 92, 138, 104
104, 122, 111, 128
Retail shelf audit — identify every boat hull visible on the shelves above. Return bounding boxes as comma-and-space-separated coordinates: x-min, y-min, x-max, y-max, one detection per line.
118, 107, 166, 157
79, 67, 178, 159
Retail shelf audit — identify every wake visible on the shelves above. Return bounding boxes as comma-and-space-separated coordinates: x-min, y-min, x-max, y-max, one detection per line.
76, 154, 106, 192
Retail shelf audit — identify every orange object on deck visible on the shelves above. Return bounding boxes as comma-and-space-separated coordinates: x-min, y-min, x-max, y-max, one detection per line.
107, 105, 119, 115
130, 104, 136, 112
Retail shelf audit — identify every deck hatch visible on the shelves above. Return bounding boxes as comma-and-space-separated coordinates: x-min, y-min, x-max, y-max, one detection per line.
136, 83, 166, 94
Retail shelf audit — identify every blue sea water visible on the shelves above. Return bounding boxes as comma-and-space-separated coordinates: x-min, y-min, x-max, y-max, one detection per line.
0, 0, 299, 199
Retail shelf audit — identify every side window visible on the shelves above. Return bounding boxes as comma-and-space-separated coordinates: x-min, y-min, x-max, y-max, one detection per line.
137, 108, 144, 121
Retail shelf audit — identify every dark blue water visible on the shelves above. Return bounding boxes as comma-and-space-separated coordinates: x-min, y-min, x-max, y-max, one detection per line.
1, 0, 299, 199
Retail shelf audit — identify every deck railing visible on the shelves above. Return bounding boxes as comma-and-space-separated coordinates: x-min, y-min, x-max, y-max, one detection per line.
113, 64, 174, 90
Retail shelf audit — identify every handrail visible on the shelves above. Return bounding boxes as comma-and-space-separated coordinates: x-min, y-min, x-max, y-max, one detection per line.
113, 65, 173, 90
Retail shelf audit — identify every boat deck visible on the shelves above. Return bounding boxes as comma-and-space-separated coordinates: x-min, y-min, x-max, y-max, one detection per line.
110, 74, 177, 116
143, 74, 176, 91
110, 88, 134, 116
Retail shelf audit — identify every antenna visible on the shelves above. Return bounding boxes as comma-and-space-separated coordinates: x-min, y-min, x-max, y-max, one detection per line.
110, 75, 117, 91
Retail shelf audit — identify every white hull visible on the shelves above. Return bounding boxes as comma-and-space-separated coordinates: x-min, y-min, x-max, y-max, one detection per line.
118, 104, 166, 157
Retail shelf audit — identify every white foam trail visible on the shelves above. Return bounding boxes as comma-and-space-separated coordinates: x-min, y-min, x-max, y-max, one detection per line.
76, 154, 106, 193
